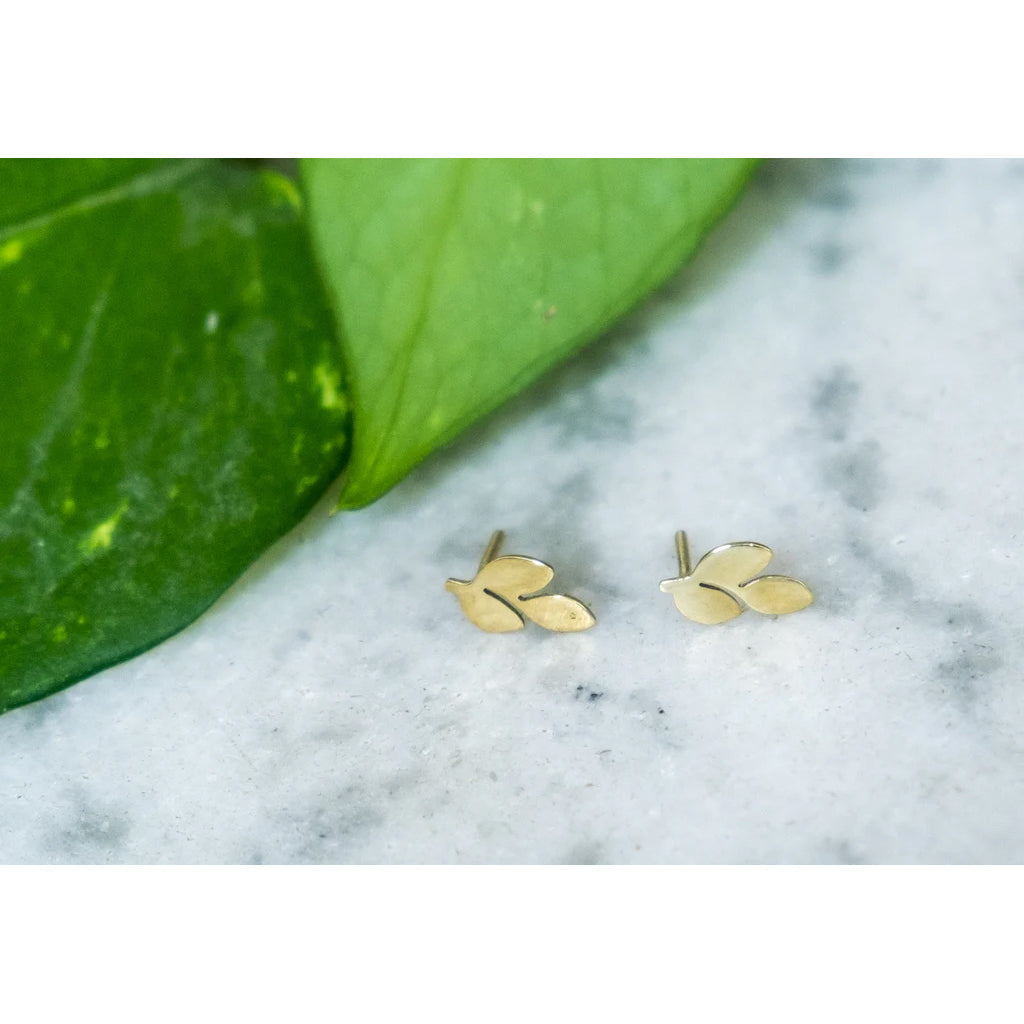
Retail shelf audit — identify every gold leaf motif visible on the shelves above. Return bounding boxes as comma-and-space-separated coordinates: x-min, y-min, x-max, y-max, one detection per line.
659, 578, 743, 625
519, 594, 596, 632
738, 575, 813, 616
444, 578, 524, 632
475, 556, 554, 597
446, 543, 595, 634
660, 533, 813, 624
690, 543, 772, 588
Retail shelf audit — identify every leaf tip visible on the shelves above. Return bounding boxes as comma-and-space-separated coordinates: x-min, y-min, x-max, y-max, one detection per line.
519, 593, 595, 632
739, 575, 814, 616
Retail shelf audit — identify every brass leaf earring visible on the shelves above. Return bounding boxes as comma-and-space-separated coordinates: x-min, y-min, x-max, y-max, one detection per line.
445, 530, 596, 633
659, 531, 813, 625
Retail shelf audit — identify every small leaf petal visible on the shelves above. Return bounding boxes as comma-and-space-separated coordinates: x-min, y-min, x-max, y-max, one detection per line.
518, 594, 595, 632
475, 555, 554, 599
739, 575, 813, 616
445, 579, 524, 633
661, 578, 743, 625
690, 543, 773, 588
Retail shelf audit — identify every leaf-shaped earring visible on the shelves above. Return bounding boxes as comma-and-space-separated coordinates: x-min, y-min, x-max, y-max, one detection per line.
659, 531, 813, 624
445, 531, 596, 633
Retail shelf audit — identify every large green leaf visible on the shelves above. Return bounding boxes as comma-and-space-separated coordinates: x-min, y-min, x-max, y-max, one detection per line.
301, 158, 756, 509
0, 159, 350, 713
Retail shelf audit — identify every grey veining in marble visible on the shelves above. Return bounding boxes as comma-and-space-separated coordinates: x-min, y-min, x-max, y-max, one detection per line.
2, 159, 1023, 863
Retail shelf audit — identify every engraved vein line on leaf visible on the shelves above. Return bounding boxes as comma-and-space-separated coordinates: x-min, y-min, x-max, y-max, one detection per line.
0, 160, 208, 243
481, 587, 525, 623
590, 161, 612, 314
361, 159, 471, 483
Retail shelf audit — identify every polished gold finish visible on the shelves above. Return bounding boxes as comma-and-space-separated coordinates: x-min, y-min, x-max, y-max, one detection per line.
675, 529, 691, 576
445, 530, 596, 633
659, 531, 813, 624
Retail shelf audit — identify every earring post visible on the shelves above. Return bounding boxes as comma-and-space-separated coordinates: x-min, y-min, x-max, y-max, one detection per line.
480, 530, 504, 569
675, 530, 691, 577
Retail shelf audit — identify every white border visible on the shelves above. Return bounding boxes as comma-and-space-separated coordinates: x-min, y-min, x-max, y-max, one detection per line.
3, 867, 1021, 1021
2, 3, 1021, 155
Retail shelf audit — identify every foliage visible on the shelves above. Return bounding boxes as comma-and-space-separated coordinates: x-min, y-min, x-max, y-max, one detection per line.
0, 158, 754, 713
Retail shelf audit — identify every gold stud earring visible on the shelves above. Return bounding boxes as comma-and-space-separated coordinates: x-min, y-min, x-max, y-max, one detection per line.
445, 530, 596, 633
659, 530, 813, 625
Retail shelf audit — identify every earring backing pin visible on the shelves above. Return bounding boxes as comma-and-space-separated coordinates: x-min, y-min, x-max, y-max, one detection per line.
674, 530, 691, 577
480, 529, 504, 570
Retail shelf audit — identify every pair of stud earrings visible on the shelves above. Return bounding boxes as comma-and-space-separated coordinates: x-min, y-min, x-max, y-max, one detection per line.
445, 530, 814, 632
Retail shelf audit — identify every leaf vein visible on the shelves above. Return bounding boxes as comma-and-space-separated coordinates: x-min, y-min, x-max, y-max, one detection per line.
360, 159, 471, 482
0, 159, 210, 244
2, 213, 135, 558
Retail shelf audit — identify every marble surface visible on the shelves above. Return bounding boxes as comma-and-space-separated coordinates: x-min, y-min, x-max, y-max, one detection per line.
2, 159, 1023, 863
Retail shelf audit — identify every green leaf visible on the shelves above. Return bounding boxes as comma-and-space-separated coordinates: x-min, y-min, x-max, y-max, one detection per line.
301, 158, 756, 509
0, 159, 350, 714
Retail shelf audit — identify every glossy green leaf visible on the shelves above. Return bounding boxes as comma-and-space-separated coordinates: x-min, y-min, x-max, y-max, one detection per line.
0, 159, 350, 714
301, 158, 756, 508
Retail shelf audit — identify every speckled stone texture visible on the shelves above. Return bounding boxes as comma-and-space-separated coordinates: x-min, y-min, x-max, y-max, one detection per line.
2, 159, 1022, 863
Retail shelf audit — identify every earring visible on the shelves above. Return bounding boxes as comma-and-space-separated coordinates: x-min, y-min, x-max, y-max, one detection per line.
659, 531, 813, 624
445, 530, 596, 633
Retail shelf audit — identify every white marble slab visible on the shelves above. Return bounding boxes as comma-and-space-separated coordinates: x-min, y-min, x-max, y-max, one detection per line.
2, 159, 1022, 863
